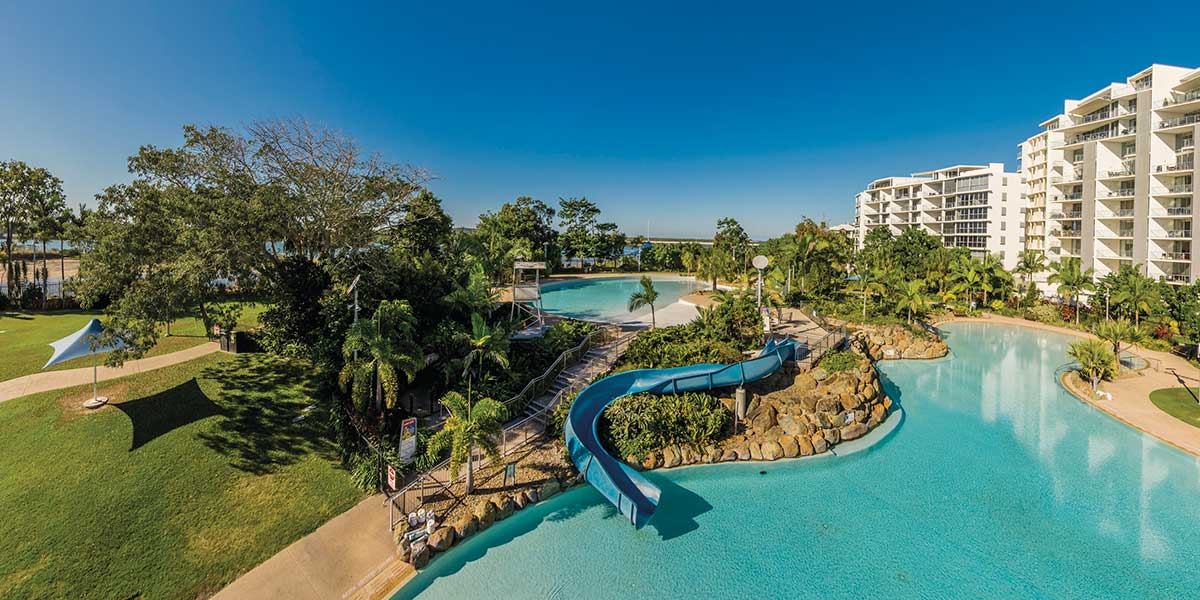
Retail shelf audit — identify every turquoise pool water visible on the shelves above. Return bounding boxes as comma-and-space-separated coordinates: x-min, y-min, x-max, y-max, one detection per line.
394, 323, 1200, 599
539, 276, 702, 322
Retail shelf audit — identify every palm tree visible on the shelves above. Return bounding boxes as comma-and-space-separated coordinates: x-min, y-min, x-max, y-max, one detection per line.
895, 280, 928, 323
627, 275, 660, 327
1093, 318, 1147, 359
697, 247, 731, 292
795, 230, 829, 293
426, 391, 506, 495
1111, 271, 1159, 326
1014, 250, 1047, 288
1067, 339, 1116, 392
924, 250, 953, 296
339, 301, 425, 415
1048, 257, 1095, 325
950, 260, 982, 309
850, 269, 886, 319
462, 313, 510, 402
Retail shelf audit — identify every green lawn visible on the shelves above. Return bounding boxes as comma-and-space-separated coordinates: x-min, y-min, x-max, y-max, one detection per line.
0, 352, 362, 599
0, 302, 269, 383
1149, 387, 1200, 429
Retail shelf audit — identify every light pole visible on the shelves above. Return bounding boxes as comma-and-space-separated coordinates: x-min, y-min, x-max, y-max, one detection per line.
752, 255, 769, 308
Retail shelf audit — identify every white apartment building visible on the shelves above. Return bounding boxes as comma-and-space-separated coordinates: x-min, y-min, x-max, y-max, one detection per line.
853, 163, 1025, 269
1020, 64, 1199, 287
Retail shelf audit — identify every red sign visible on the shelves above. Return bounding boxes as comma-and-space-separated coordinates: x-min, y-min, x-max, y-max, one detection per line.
387, 464, 397, 491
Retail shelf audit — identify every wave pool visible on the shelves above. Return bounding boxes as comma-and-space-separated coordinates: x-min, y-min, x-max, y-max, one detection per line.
538, 275, 702, 322
394, 322, 1200, 599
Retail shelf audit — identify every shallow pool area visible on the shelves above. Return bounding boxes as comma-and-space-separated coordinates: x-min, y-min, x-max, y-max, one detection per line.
538, 276, 702, 322
395, 322, 1200, 599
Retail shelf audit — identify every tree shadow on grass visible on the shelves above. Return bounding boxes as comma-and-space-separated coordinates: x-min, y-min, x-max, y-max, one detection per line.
195, 355, 335, 475
114, 379, 225, 451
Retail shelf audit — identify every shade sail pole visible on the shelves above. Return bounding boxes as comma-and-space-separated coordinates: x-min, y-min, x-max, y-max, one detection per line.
92, 352, 98, 401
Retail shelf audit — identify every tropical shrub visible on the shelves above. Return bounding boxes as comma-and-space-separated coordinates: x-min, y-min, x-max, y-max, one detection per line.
819, 350, 861, 373
1024, 303, 1064, 325
601, 392, 730, 460
1067, 339, 1117, 390
621, 326, 743, 369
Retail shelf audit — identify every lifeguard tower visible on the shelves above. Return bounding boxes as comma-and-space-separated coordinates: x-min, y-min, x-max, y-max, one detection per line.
509, 261, 551, 340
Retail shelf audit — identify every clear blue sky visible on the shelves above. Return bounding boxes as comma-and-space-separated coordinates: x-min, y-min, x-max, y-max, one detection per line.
0, 1, 1195, 239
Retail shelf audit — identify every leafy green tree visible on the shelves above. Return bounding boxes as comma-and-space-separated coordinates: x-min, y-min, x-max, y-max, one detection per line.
850, 268, 886, 319
338, 300, 425, 415
425, 391, 506, 495
461, 313, 510, 401
950, 259, 983, 308
475, 196, 558, 277
1, 161, 64, 301
714, 218, 751, 277
1111, 268, 1160, 326
895, 280, 928, 323
795, 229, 829, 293
558, 197, 600, 264
1067, 339, 1116, 392
1093, 318, 1146, 358
627, 275, 660, 328
1048, 257, 1095, 325
393, 189, 452, 257
1014, 250, 1047, 288
697, 246, 734, 291
893, 229, 940, 281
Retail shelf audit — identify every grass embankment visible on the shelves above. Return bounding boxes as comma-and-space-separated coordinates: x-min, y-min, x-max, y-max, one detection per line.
0, 351, 361, 599
1149, 387, 1200, 429
0, 302, 269, 382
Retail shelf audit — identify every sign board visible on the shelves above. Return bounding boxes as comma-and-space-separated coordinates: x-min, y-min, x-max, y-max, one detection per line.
513, 284, 541, 301
752, 255, 769, 270
399, 418, 418, 464
513, 261, 546, 270
387, 464, 397, 491
504, 462, 517, 487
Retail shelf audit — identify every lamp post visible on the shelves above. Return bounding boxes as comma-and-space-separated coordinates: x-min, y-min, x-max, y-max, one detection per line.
752, 255, 769, 308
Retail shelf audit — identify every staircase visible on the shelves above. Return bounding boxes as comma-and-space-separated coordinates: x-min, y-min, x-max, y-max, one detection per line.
520, 334, 633, 422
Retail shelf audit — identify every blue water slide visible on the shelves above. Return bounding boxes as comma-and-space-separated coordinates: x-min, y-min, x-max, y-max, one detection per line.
563, 338, 803, 528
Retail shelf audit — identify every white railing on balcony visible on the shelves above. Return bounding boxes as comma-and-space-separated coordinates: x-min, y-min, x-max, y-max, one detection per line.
1160, 114, 1200, 129
1156, 161, 1196, 173
1164, 90, 1200, 106
1164, 206, 1193, 216
1064, 192, 1084, 200
1168, 229, 1193, 238
1106, 169, 1136, 178
1107, 189, 1136, 198
1165, 274, 1190, 283
1154, 252, 1191, 261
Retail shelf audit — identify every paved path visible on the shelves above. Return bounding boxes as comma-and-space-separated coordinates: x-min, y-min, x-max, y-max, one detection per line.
0, 342, 220, 403
945, 315, 1200, 457
212, 493, 407, 600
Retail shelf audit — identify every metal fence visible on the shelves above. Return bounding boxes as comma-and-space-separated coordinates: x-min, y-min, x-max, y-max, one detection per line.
795, 325, 849, 370
389, 330, 634, 530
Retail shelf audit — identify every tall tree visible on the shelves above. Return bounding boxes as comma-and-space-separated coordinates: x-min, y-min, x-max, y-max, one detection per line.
338, 300, 425, 415
714, 218, 751, 278
895, 280, 928, 323
1014, 250, 1047, 288
627, 275, 660, 327
1048, 257, 1095, 325
557, 197, 600, 265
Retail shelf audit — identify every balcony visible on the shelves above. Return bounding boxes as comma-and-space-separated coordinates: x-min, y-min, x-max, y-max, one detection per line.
1160, 114, 1200, 129
1105, 168, 1136, 178
1063, 192, 1084, 200
1165, 274, 1191, 284
1164, 89, 1200, 107
1156, 161, 1196, 174
1052, 211, 1083, 219
1168, 229, 1193, 239
1154, 252, 1192, 261
1166, 206, 1193, 216
1107, 188, 1137, 198
1100, 209, 1135, 218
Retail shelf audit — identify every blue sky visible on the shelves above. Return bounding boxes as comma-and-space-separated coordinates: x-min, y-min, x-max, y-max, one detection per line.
1, 1, 1195, 239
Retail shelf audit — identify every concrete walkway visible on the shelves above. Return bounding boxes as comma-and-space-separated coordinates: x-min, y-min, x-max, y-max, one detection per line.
212, 493, 409, 600
0, 342, 220, 403
944, 315, 1200, 457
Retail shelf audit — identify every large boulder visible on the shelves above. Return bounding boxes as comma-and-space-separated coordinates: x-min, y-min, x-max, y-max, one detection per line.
779, 435, 799, 458
841, 422, 868, 441
798, 435, 814, 456
704, 446, 721, 463
680, 445, 698, 465
793, 372, 817, 392
721, 448, 739, 462
732, 445, 750, 460
428, 526, 457, 552
748, 403, 777, 434
410, 542, 431, 568
513, 491, 529, 510
662, 445, 681, 468
810, 433, 828, 454
761, 440, 783, 461
493, 495, 514, 520
452, 515, 477, 539
811, 367, 829, 382
749, 442, 764, 461
473, 499, 497, 529
539, 478, 562, 500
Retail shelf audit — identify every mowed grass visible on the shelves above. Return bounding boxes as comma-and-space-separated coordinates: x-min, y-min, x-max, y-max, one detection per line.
1150, 387, 1200, 428
0, 302, 269, 382
0, 352, 362, 599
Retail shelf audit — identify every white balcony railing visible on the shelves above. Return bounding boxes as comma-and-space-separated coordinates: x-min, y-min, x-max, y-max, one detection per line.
1160, 114, 1200, 129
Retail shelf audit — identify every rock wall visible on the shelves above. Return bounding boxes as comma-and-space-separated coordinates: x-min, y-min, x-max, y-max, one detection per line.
396, 473, 581, 568
628, 358, 893, 469
850, 324, 947, 361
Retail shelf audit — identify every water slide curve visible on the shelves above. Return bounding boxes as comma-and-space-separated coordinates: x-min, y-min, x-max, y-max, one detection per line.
563, 338, 802, 528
